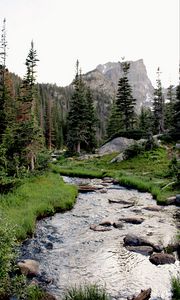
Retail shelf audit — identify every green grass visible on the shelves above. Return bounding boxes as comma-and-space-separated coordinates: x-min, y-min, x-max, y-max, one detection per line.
0, 172, 78, 240
62, 284, 110, 300
52, 147, 180, 204
171, 277, 180, 300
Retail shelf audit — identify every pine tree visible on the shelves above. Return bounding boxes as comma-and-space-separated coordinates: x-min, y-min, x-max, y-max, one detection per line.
84, 87, 97, 152
15, 41, 44, 171
116, 61, 136, 130
172, 83, 180, 133
0, 19, 8, 142
66, 61, 88, 153
138, 107, 153, 132
153, 67, 164, 134
106, 99, 122, 138
164, 84, 175, 130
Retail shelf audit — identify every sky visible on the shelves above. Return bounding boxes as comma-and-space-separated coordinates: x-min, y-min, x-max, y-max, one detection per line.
0, 0, 179, 88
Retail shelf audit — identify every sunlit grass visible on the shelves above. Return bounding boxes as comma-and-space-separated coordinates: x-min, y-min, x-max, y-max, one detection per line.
0, 172, 78, 240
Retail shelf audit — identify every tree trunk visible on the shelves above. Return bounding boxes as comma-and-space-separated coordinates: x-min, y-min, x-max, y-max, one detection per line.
77, 141, 81, 154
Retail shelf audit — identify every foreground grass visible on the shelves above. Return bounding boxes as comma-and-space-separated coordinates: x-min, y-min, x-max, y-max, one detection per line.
52, 147, 180, 204
171, 277, 180, 300
0, 172, 78, 240
62, 284, 110, 300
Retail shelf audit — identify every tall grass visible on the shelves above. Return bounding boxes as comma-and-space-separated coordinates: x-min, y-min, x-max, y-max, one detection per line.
0, 172, 78, 240
62, 284, 110, 300
171, 277, 180, 300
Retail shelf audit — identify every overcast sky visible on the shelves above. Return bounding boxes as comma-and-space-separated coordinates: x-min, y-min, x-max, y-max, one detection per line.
0, 0, 179, 87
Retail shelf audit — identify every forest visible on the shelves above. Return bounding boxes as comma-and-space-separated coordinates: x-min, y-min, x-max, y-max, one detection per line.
0, 18, 180, 300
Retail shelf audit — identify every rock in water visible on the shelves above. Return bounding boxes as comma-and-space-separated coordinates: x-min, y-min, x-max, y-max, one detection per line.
149, 253, 175, 265
128, 288, 151, 300
17, 259, 39, 276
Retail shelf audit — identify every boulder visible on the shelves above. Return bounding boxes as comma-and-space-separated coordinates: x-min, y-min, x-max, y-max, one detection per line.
149, 253, 175, 265
126, 246, 153, 255
128, 288, 151, 300
99, 137, 135, 155
119, 217, 144, 224
123, 234, 162, 252
17, 259, 39, 276
90, 224, 112, 232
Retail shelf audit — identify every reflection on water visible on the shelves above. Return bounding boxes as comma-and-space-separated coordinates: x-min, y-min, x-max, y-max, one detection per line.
21, 177, 180, 300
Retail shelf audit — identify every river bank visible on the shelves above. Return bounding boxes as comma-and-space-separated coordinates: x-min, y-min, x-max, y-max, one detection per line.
20, 176, 180, 300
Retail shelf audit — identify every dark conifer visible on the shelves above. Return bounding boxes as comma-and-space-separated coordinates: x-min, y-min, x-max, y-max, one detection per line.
116, 61, 136, 130
153, 67, 165, 134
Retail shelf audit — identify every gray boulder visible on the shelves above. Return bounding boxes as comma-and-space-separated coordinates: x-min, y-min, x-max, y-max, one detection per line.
126, 246, 153, 255
99, 137, 135, 155
123, 234, 162, 252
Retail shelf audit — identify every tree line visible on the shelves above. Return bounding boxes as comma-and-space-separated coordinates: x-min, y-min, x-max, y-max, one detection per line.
0, 19, 180, 179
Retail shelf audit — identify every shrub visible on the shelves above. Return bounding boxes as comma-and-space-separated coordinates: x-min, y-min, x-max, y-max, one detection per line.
123, 142, 145, 160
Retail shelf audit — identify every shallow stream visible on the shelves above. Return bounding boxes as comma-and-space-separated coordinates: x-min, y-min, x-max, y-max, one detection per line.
21, 177, 180, 300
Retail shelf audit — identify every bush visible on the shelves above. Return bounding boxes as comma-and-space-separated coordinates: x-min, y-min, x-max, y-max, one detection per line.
62, 284, 110, 300
123, 142, 145, 160
36, 150, 50, 171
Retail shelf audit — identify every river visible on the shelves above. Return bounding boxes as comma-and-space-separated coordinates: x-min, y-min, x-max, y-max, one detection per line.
20, 176, 180, 300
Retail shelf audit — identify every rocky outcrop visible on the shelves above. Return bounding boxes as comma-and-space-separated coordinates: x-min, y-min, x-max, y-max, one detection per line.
99, 137, 135, 155
149, 253, 175, 265
85, 59, 154, 114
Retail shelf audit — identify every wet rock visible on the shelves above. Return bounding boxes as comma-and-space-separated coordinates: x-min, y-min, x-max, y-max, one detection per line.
123, 234, 162, 252
17, 259, 39, 276
119, 217, 144, 224
108, 199, 134, 205
126, 246, 153, 255
78, 185, 101, 192
102, 177, 114, 183
113, 222, 124, 229
128, 288, 151, 300
90, 224, 112, 232
99, 220, 112, 226
149, 253, 175, 265
166, 196, 176, 205
143, 205, 162, 212
45, 242, 53, 250
176, 194, 180, 206
99, 188, 108, 193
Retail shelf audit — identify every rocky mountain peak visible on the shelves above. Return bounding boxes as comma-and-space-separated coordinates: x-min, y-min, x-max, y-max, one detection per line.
83, 59, 154, 113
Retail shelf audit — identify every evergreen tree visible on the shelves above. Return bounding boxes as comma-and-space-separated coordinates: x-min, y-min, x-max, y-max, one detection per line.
153, 67, 164, 134
138, 106, 153, 132
0, 19, 8, 142
84, 87, 97, 151
116, 61, 136, 130
164, 84, 175, 130
172, 83, 180, 133
66, 61, 88, 153
106, 99, 122, 138
15, 41, 44, 171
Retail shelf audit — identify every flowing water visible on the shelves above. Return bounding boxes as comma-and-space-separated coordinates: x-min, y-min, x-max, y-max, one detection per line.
21, 177, 180, 300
